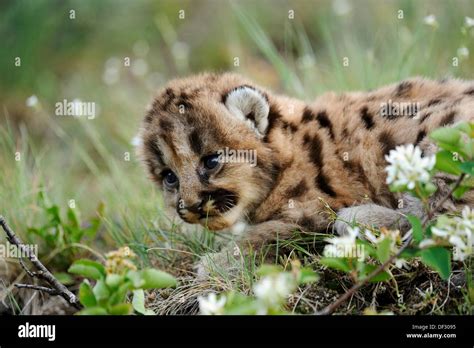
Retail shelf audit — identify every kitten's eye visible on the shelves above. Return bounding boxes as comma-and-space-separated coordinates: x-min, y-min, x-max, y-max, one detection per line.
203, 154, 221, 170
163, 170, 178, 188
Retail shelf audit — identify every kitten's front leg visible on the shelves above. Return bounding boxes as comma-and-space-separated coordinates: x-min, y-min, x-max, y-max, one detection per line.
334, 194, 424, 235
194, 220, 299, 279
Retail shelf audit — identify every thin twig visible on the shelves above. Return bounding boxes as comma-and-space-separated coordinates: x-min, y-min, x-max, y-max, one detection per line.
15, 284, 60, 295
0, 215, 82, 310
317, 174, 466, 315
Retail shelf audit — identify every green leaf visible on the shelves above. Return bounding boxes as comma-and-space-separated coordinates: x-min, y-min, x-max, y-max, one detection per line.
140, 269, 177, 289
453, 185, 471, 199
407, 215, 423, 243
46, 205, 61, 225
66, 207, 80, 229
454, 122, 471, 135
132, 290, 155, 315
359, 264, 391, 282
93, 279, 110, 303
68, 259, 106, 280
399, 247, 420, 259
298, 267, 319, 284
320, 257, 351, 272
430, 127, 461, 146
105, 274, 123, 289
76, 306, 108, 315
126, 270, 145, 288
53, 272, 75, 285
376, 238, 392, 263
108, 303, 133, 315
79, 281, 97, 307
435, 150, 462, 175
420, 247, 451, 280
107, 281, 132, 306
459, 161, 474, 176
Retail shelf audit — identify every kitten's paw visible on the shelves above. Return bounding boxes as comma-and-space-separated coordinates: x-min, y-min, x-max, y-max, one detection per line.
194, 246, 243, 280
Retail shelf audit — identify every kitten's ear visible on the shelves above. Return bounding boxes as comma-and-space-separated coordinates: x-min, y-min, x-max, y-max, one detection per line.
224, 86, 270, 137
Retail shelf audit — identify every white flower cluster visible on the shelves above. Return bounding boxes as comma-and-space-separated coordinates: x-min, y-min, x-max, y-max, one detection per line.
253, 273, 296, 313
198, 293, 226, 315
385, 144, 435, 190
421, 206, 474, 261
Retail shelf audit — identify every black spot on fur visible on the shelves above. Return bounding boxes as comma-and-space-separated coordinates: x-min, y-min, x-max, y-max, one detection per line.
439, 111, 456, 127
289, 123, 298, 133
144, 110, 154, 123
302, 107, 316, 123
162, 88, 176, 110
360, 106, 375, 130
302, 132, 311, 146
342, 127, 349, 138
316, 171, 337, 197
415, 130, 426, 145
379, 131, 397, 155
159, 119, 174, 132
285, 180, 308, 198
427, 98, 442, 107
188, 130, 203, 154
145, 138, 164, 166
419, 112, 431, 123
306, 134, 323, 168
394, 81, 413, 97
464, 88, 474, 96
316, 111, 335, 140
263, 104, 282, 142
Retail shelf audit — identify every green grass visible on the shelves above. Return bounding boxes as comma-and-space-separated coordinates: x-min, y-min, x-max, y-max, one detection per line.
1, 0, 473, 315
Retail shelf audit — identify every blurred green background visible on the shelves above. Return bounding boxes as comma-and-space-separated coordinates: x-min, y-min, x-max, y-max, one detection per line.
1, 0, 474, 263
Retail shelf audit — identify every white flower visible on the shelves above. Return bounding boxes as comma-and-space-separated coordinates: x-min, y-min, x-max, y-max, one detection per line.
430, 206, 474, 261
26, 95, 38, 107
198, 293, 226, 315
423, 14, 438, 27
465, 16, 474, 28
323, 226, 359, 258
385, 144, 435, 190
253, 273, 295, 309
457, 47, 469, 59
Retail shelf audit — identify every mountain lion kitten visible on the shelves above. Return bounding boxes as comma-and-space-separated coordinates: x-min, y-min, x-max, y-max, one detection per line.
137, 73, 474, 277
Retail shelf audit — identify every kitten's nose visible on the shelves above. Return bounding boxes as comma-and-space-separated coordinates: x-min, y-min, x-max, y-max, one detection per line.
178, 200, 203, 215
185, 201, 203, 214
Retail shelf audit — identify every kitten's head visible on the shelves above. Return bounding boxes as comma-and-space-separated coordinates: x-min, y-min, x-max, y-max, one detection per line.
138, 73, 277, 230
